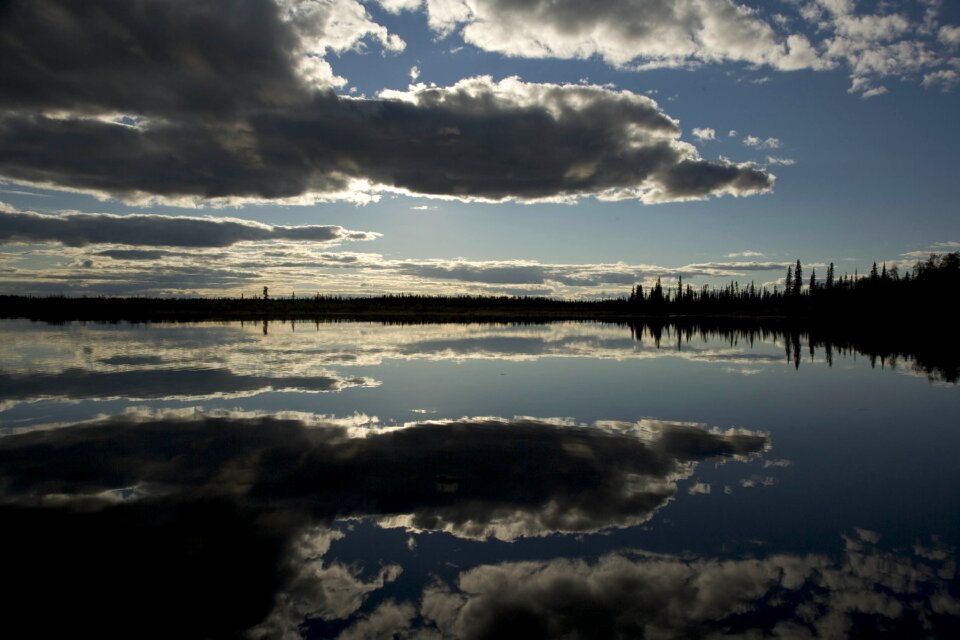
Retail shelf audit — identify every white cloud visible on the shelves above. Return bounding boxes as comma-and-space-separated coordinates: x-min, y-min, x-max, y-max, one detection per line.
279, 0, 406, 55
743, 135, 781, 149
725, 251, 765, 258
765, 156, 795, 166
404, 0, 959, 96
418, 0, 824, 71
940, 25, 960, 47
858, 85, 889, 99
922, 68, 960, 91
378, 0, 423, 13
409, 65, 420, 81
692, 127, 717, 142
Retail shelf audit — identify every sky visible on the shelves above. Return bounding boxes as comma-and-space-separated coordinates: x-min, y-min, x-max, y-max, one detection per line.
0, 0, 958, 298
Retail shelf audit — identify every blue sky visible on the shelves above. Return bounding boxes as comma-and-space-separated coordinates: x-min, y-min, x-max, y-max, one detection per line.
1, 0, 958, 297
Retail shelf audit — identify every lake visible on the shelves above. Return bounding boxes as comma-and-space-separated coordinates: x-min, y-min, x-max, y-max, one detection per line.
1, 318, 958, 638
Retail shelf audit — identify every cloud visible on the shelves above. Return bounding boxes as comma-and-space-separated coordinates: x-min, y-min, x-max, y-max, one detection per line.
725, 250, 765, 258
0, 1, 773, 206
398, 0, 959, 97
940, 25, 960, 47
94, 249, 181, 261
859, 85, 889, 99
692, 127, 716, 142
0, 208, 379, 247
808, 0, 951, 96
742, 135, 781, 149
414, 0, 823, 71
922, 69, 960, 91
0, 0, 403, 117
765, 156, 796, 166
0, 77, 773, 205
682, 260, 792, 273
0, 235, 800, 297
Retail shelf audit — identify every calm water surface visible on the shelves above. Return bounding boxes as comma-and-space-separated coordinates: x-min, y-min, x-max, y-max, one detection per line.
1, 319, 958, 638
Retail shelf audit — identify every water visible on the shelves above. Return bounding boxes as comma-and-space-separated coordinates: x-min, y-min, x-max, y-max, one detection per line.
1, 319, 958, 638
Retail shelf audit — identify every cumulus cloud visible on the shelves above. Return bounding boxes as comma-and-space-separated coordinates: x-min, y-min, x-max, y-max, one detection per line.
384, 0, 960, 97
0, 1, 772, 205
0, 0, 402, 117
692, 127, 717, 142
0, 77, 773, 205
940, 25, 960, 47
806, 0, 953, 96
410, 0, 823, 71
0, 208, 379, 247
922, 68, 960, 91
743, 134, 781, 149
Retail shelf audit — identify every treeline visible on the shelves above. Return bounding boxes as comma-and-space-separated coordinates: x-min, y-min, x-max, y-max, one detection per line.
626, 252, 960, 318
0, 292, 629, 323
2, 253, 957, 323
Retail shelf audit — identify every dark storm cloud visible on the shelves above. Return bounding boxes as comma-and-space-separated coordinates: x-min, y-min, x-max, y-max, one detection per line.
0, 0, 774, 204
0, 208, 379, 247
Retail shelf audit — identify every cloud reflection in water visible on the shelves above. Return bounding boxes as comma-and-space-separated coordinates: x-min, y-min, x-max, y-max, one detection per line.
353, 530, 960, 640
0, 410, 766, 636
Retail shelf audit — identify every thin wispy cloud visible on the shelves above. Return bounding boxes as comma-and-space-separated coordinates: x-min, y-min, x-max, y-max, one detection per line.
725, 251, 766, 258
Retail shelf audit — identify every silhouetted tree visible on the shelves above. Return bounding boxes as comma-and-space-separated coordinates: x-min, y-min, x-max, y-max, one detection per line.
650, 277, 664, 305
793, 260, 803, 297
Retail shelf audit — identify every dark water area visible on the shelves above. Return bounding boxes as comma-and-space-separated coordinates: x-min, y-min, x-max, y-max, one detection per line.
1, 319, 959, 638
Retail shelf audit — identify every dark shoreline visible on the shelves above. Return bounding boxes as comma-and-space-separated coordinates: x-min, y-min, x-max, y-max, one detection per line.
0, 293, 862, 324
3, 294, 958, 382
